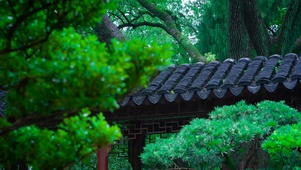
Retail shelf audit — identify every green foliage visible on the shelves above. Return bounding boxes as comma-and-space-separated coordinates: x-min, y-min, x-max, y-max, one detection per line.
68, 153, 98, 170
112, 0, 201, 64
196, 0, 229, 61
0, 109, 121, 170
0, 0, 112, 52
141, 136, 177, 169
67, 145, 132, 170
262, 123, 301, 169
141, 100, 301, 169
0, 0, 172, 169
108, 148, 132, 170
100, 0, 301, 62
1, 28, 172, 116
204, 52, 216, 62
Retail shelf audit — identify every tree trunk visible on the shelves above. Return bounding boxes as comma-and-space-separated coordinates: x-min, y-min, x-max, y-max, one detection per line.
97, 147, 109, 170
228, 0, 250, 60
95, 14, 126, 44
238, 138, 260, 170
293, 36, 301, 54
242, 0, 268, 56
279, 0, 301, 55
137, 0, 205, 62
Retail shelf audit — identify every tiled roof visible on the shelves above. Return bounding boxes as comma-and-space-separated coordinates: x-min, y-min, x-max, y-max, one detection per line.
121, 53, 301, 106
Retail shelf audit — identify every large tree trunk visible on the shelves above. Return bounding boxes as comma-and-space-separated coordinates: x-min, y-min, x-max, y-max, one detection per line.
95, 14, 126, 44
228, 0, 250, 60
137, 0, 205, 62
242, 0, 268, 56
238, 137, 261, 170
278, 0, 301, 55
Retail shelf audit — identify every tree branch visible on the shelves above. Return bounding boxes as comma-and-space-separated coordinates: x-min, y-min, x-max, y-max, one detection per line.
178, 12, 198, 35
137, 0, 205, 62
117, 8, 130, 23
108, 12, 126, 24
292, 36, 301, 53
0, 109, 77, 136
95, 14, 126, 44
7, 0, 17, 18
277, 0, 301, 54
2, 32, 52, 55
264, 21, 277, 37
242, 0, 268, 56
0, 1, 58, 55
118, 22, 168, 32
238, 137, 260, 170
277, 0, 294, 44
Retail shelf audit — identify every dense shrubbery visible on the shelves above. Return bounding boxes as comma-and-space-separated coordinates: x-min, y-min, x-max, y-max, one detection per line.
141, 100, 301, 169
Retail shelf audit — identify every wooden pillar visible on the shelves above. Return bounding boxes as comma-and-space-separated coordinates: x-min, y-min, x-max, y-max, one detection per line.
128, 134, 146, 170
97, 147, 108, 170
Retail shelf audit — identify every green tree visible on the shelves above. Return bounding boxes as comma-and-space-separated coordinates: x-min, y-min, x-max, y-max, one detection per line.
262, 123, 301, 169
110, 0, 301, 62
109, 0, 207, 63
0, 1, 171, 169
141, 101, 301, 169
197, 0, 301, 60
67, 152, 132, 170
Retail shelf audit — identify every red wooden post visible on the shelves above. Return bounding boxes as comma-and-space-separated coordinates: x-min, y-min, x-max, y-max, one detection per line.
97, 146, 108, 170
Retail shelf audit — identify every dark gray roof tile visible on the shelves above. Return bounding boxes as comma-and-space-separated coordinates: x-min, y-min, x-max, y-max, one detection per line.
264, 82, 279, 92
256, 54, 281, 85
174, 62, 204, 93
164, 93, 178, 102
221, 58, 250, 89
247, 85, 261, 94
205, 59, 235, 90
141, 66, 175, 95
157, 64, 189, 95
181, 91, 194, 101
213, 89, 227, 98
132, 95, 146, 105
230, 86, 244, 96
237, 56, 266, 86
196, 90, 211, 99
283, 79, 298, 89
121, 53, 301, 106
189, 61, 220, 91
272, 53, 297, 83
148, 94, 162, 104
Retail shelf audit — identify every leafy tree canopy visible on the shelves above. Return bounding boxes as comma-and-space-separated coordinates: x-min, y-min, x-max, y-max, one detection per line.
141, 100, 301, 169
110, 0, 207, 63
110, 0, 301, 62
0, 0, 171, 169
262, 123, 301, 169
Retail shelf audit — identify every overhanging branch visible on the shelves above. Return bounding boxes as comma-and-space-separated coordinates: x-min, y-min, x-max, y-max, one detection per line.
117, 8, 130, 23
118, 22, 169, 33
1, 1, 58, 55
